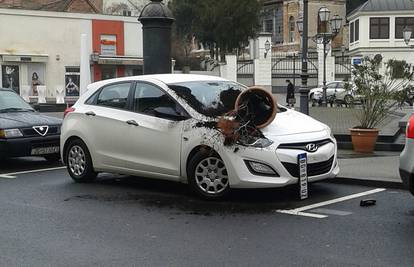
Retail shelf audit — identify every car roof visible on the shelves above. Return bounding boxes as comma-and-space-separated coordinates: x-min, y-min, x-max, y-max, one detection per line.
86, 74, 228, 92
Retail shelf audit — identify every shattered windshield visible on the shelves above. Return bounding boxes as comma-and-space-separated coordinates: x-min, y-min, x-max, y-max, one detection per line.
168, 81, 244, 117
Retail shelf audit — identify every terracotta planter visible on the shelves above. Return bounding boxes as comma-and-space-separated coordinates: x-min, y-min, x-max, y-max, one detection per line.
349, 128, 379, 153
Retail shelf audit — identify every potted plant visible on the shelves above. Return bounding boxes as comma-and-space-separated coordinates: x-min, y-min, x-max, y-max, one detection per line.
347, 54, 413, 153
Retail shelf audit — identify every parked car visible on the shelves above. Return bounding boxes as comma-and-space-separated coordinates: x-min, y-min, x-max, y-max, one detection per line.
309, 81, 355, 106
61, 74, 339, 199
0, 88, 62, 160
399, 113, 414, 196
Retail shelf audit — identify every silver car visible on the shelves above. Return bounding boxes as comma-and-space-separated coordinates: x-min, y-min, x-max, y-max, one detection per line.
399, 113, 414, 195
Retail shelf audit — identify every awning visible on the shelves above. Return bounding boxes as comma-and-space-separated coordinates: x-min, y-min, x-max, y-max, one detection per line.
1, 54, 48, 63
96, 56, 143, 66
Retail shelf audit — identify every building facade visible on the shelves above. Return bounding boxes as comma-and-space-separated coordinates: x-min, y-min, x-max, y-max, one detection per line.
348, 0, 414, 66
0, 8, 142, 102
261, 0, 347, 52
0, 0, 103, 13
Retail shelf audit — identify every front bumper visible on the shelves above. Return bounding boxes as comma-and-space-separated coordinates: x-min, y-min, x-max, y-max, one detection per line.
0, 135, 60, 158
222, 137, 339, 189
399, 169, 414, 195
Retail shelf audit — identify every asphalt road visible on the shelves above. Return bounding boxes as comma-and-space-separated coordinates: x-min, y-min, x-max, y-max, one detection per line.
0, 158, 413, 266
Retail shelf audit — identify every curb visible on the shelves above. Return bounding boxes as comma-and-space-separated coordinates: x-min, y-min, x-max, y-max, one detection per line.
327, 177, 404, 189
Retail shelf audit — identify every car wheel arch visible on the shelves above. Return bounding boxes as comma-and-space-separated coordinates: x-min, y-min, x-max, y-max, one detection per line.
186, 145, 219, 176
63, 136, 86, 164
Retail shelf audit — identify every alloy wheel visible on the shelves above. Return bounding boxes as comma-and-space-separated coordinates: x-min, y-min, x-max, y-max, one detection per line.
68, 145, 86, 176
194, 157, 229, 195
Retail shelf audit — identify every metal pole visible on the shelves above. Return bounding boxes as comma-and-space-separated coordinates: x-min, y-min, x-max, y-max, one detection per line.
322, 40, 327, 107
299, 0, 309, 115
293, 54, 296, 89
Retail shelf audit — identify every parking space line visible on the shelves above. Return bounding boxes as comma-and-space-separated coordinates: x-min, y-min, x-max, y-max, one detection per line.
0, 174, 16, 179
0, 166, 66, 177
276, 188, 386, 219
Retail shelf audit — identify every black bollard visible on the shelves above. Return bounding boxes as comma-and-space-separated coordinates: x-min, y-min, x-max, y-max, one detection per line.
138, 0, 175, 74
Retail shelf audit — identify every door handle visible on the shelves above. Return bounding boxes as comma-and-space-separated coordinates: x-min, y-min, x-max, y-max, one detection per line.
126, 120, 139, 126
85, 111, 96, 116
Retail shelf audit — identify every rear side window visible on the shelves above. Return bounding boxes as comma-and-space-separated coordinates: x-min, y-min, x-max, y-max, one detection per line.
133, 82, 177, 116
96, 83, 131, 110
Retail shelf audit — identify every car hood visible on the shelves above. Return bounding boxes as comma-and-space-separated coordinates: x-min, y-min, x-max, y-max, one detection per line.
262, 109, 327, 137
0, 112, 62, 129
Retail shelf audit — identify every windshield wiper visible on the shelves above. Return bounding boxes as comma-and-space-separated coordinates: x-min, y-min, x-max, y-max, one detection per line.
0, 107, 35, 113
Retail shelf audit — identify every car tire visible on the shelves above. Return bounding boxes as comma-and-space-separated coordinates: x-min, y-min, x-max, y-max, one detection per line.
187, 150, 230, 199
43, 153, 61, 162
344, 95, 354, 105
65, 139, 97, 183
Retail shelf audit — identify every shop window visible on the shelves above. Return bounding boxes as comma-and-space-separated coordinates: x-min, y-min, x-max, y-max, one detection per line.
395, 17, 414, 39
2, 65, 20, 94
370, 17, 389, 39
28, 64, 45, 96
100, 34, 117, 55
65, 67, 80, 96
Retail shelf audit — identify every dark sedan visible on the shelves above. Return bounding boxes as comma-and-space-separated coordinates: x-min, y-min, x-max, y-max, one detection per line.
0, 88, 62, 160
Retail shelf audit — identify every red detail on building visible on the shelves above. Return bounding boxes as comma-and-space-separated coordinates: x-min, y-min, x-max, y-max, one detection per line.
92, 19, 125, 81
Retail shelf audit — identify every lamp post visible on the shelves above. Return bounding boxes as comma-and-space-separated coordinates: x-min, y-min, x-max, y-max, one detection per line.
296, 0, 309, 115
296, 5, 343, 111
314, 8, 343, 107
264, 40, 271, 58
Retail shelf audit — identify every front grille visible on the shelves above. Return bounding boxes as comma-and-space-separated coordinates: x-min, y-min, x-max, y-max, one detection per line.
21, 126, 60, 137
282, 156, 334, 178
277, 139, 332, 151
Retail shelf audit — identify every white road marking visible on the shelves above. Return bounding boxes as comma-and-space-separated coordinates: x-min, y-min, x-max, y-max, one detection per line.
0, 166, 66, 177
276, 188, 386, 219
0, 174, 16, 179
276, 210, 328, 219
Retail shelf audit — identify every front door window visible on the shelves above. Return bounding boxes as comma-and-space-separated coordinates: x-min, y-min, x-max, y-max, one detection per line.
101, 66, 117, 80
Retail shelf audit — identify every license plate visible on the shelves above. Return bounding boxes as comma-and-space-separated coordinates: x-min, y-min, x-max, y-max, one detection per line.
298, 153, 308, 200
31, 146, 60, 155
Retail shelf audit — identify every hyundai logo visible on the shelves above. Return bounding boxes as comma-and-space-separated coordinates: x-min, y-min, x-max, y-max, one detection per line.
33, 125, 49, 136
305, 143, 318, 152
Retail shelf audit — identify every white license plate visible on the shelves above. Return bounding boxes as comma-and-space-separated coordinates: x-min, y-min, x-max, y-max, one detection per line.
31, 146, 60, 155
298, 153, 308, 200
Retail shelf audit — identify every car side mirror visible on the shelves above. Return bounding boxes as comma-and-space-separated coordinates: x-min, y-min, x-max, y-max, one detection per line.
153, 107, 189, 121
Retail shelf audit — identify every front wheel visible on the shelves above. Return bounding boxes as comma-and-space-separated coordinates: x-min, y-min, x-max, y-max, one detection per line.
187, 150, 230, 199
65, 139, 97, 183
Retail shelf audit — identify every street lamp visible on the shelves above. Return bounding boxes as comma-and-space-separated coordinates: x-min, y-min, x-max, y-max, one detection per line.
264, 40, 271, 58
403, 26, 412, 45
315, 7, 343, 107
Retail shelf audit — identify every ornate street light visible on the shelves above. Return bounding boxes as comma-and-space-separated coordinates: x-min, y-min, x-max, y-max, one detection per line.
330, 14, 343, 34
309, 6, 343, 107
318, 7, 331, 23
264, 40, 271, 58
403, 26, 412, 45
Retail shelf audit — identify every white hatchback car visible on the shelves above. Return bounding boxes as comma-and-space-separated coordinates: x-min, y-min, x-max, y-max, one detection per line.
61, 74, 339, 199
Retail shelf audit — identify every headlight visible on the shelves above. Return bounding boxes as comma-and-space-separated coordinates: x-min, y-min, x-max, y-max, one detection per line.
0, 128, 23, 138
247, 138, 274, 148
326, 128, 335, 139
245, 160, 279, 176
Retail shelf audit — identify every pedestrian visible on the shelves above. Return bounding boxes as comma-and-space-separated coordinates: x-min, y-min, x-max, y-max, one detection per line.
286, 79, 295, 108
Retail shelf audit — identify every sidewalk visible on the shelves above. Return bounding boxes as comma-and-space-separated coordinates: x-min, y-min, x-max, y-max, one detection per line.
336, 150, 402, 187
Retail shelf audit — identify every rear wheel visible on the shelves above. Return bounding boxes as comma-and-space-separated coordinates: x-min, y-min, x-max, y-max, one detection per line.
187, 150, 230, 199
65, 139, 97, 183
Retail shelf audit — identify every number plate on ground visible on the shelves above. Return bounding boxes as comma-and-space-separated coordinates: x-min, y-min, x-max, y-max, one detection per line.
31, 146, 60, 155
